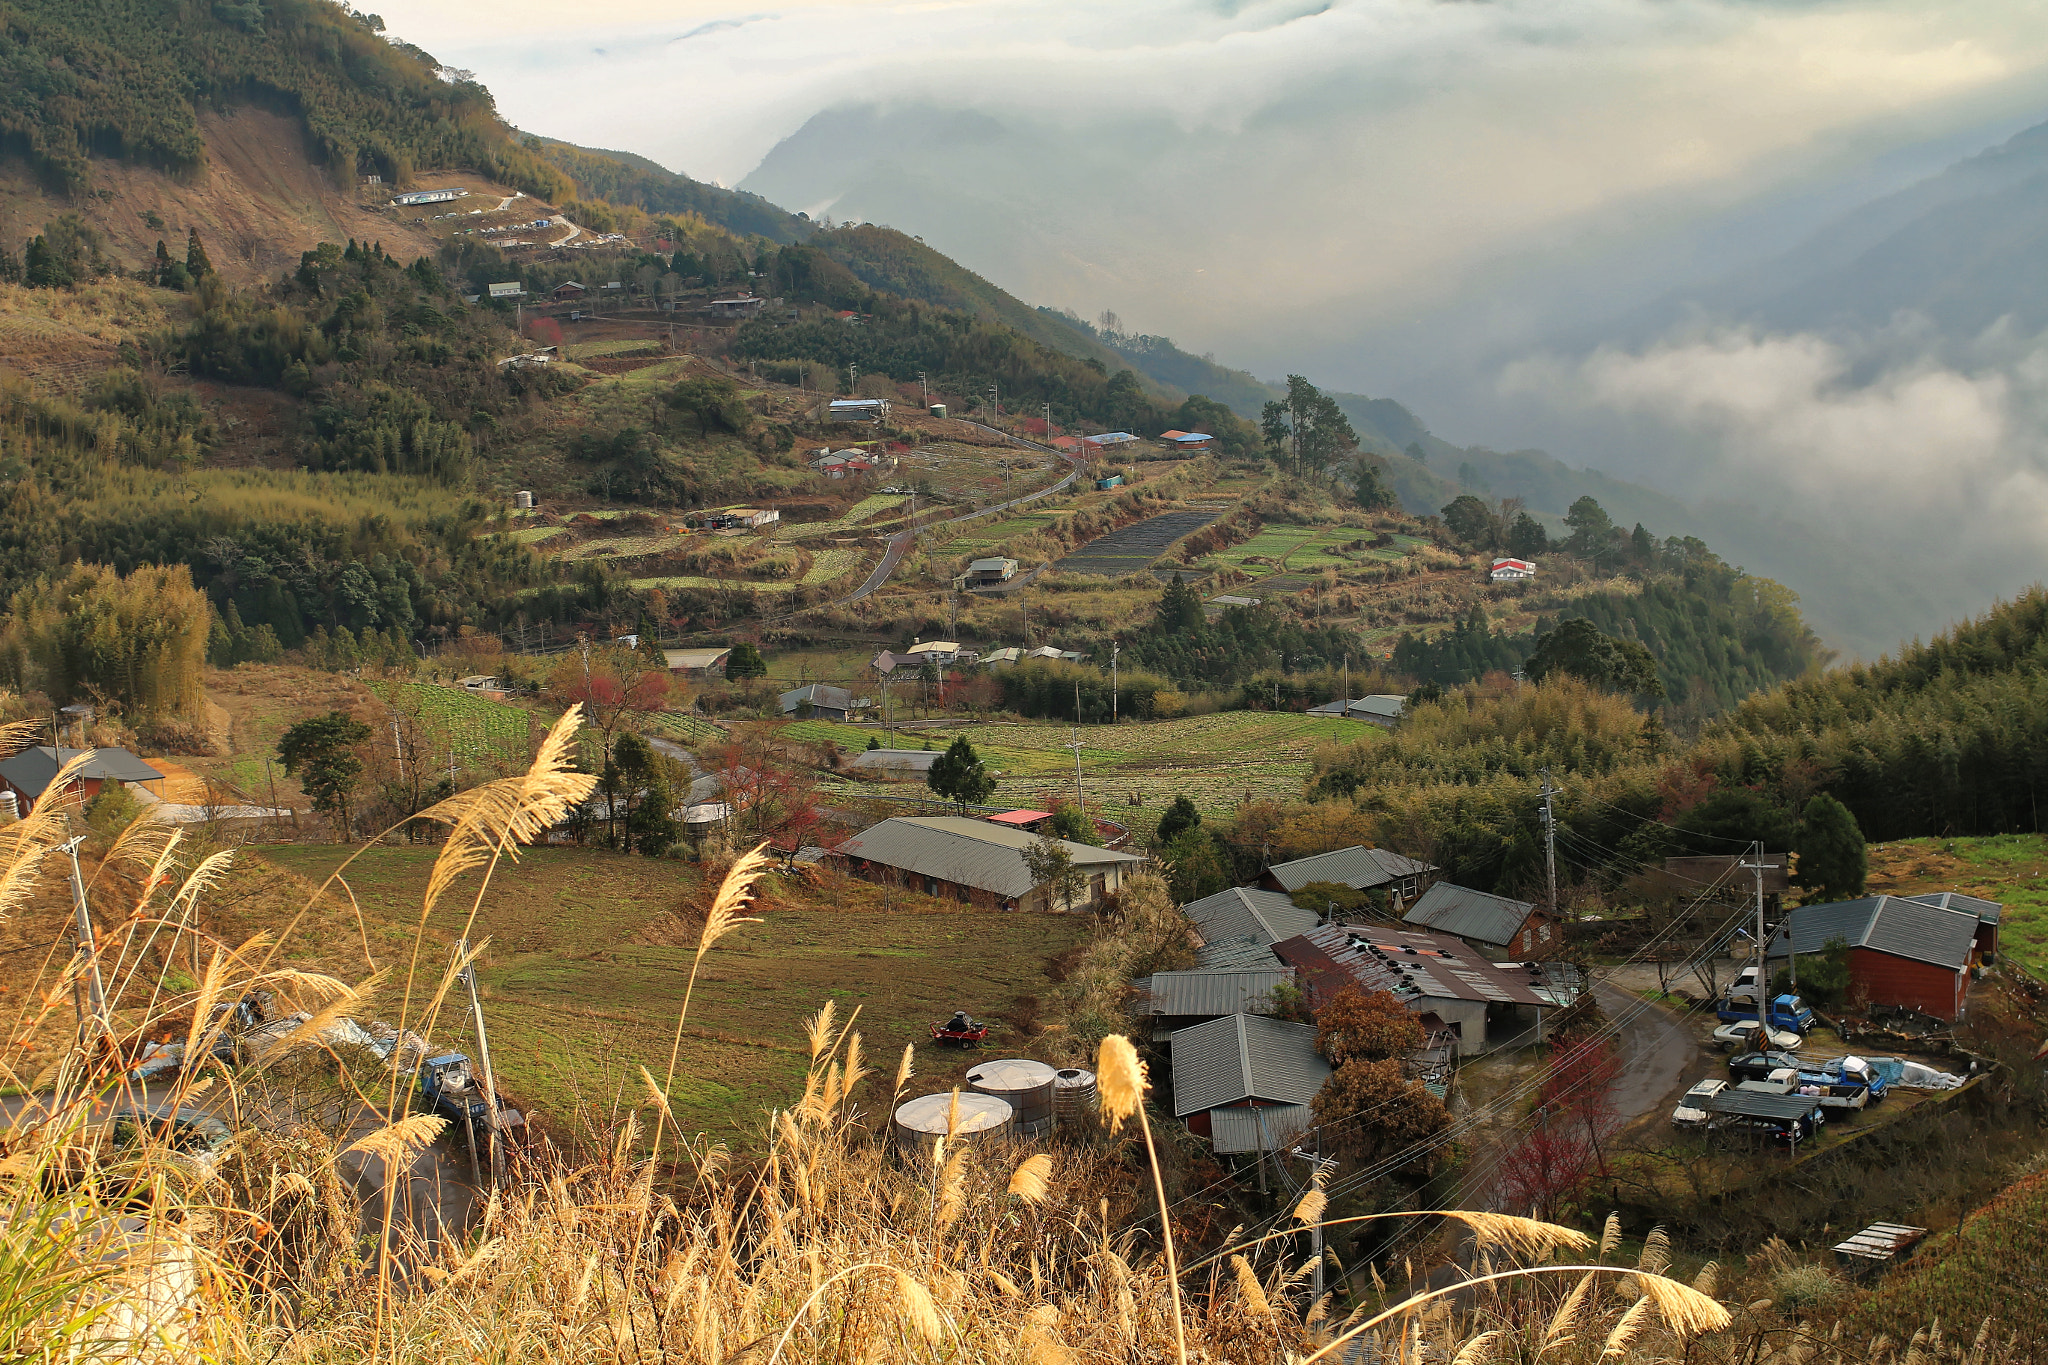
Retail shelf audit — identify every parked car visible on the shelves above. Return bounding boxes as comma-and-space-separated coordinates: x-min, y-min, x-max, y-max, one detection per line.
108, 1106, 234, 1172
1671, 1078, 1727, 1128
1728, 1049, 1804, 1082
1712, 1019, 1803, 1052
1736, 1067, 1800, 1094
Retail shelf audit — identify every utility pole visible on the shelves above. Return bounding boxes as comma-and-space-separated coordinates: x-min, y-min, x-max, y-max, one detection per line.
919, 372, 927, 405
1539, 767, 1560, 917
1738, 842, 1781, 994
1342, 653, 1349, 706
1069, 726, 1086, 809
61, 837, 108, 1041
1310, 1128, 1325, 1306
457, 938, 508, 1189
1110, 640, 1119, 724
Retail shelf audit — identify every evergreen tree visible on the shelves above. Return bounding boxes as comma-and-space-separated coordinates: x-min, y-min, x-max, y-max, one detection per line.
153, 238, 171, 284
23, 236, 68, 288
278, 711, 372, 839
1795, 794, 1867, 903
1352, 457, 1397, 510
1562, 496, 1619, 558
186, 226, 213, 278
865, 734, 882, 751
1155, 794, 1201, 846
1441, 494, 1499, 550
724, 642, 766, 678
1155, 572, 1205, 634
1260, 375, 1357, 475
926, 735, 995, 812
1524, 618, 1664, 697
1507, 512, 1549, 559
0, 243, 17, 285
1047, 802, 1099, 845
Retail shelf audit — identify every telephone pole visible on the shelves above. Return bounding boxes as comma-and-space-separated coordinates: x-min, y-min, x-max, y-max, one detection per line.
457, 938, 508, 1189
1538, 768, 1560, 917
61, 837, 108, 1042
1067, 728, 1086, 811
1738, 843, 1782, 992
1110, 640, 1119, 724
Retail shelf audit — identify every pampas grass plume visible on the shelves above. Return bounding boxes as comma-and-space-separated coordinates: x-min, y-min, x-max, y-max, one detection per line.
1096, 1034, 1145, 1131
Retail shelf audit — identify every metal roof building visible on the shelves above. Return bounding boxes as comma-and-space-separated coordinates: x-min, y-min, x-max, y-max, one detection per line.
1135, 969, 1296, 1020
1181, 886, 1318, 951
1766, 896, 1978, 970
1273, 923, 1552, 1056
1766, 894, 1980, 1020
777, 683, 869, 720
1196, 934, 1289, 970
1207, 1103, 1312, 1155
833, 816, 1145, 909
1305, 695, 1408, 725
1167, 1014, 1330, 1117
1404, 882, 1552, 958
0, 746, 164, 810
1262, 846, 1436, 896
663, 647, 732, 674
1905, 890, 2002, 959
847, 748, 942, 775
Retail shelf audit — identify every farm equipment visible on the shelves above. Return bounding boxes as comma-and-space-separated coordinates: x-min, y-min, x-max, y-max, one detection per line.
930, 1012, 990, 1048
418, 1052, 526, 1171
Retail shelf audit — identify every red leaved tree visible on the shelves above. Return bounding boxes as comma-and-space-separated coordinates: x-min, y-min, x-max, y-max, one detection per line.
551, 644, 674, 842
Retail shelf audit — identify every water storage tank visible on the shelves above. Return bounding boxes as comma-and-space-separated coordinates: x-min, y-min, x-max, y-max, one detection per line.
929, 403, 947, 418
513, 491, 534, 510
892, 1092, 1013, 1156
966, 1058, 1058, 1137
0, 790, 16, 824
1053, 1067, 1098, 1122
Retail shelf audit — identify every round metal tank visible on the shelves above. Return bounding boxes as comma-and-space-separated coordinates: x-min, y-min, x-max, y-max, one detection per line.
891, 1092, 1014, 1156
1052, 1067, 1098, 1122
966, 1058, 1058, 1137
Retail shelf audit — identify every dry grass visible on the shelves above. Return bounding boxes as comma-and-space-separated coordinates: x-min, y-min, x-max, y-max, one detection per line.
0, 714, 2024, 1364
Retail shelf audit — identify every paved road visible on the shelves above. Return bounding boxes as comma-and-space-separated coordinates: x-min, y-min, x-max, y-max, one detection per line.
1593, 980, 1700, 1133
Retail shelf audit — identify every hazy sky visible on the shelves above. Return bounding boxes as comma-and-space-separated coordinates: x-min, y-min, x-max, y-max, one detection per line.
377, 0, 2048, 373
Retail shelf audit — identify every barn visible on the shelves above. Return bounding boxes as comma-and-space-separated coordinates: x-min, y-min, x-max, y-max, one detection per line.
1766, 896, 1979, 1021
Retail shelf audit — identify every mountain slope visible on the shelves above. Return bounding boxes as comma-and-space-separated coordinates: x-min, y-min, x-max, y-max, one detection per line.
530, 138, 813, 245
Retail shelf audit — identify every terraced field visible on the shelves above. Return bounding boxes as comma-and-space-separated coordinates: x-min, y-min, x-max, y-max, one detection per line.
948, 512, 1061, 553
1054, 509, 1221, 576
800, 547, 867, 585
499, 524, 568, 545
785, 710, 1382, 817
560, 531, 684, 561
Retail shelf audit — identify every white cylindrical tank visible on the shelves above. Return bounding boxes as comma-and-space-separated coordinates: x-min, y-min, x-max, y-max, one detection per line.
891, 1092, 1014, 1156
0, 790, 17, 824
966, 1058, 1058, 1137
1052, 1067, 1098, 1122
513, 491, 534, 510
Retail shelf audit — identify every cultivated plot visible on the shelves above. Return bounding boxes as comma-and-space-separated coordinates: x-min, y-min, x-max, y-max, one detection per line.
1054, 509, 1221, 576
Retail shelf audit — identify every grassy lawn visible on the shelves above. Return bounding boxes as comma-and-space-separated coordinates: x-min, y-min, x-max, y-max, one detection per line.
1867, 833, 2048, 974
249, 844, 1088, 1142
787, 711, 1384, 818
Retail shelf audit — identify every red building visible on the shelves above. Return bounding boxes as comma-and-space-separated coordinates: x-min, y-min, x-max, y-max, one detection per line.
0, 746, 164, 814
1767, 896, 1979, 1020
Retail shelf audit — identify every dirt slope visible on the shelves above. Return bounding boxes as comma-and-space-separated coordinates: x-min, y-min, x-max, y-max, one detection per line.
0, 108, 452, 282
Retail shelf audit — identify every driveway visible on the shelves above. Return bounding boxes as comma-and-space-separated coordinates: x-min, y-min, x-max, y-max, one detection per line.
1593, 980, 1701, 1135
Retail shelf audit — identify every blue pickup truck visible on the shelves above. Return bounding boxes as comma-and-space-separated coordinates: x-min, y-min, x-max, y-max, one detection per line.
1716, 992, 1815, 1035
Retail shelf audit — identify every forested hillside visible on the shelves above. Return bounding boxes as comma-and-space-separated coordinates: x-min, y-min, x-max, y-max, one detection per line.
530, 139, 813, 245
0, 0, 568, 197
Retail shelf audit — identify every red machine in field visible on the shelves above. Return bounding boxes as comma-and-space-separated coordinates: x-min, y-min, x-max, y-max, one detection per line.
930, 1011, 989, 1047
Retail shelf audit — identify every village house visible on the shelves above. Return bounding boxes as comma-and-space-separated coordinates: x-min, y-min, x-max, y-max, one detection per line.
708, 507, 780, 531
1489, 557, 1536, 581
1272, 923, 1556, 1056
831, 816, 1146, 912
1904, 891, 2001, 962
1305, 695, 1408, 727
829, 397, 891, 421
1156, 429, 1214, 451
1134, 967, 1299, 1039
0, 746, 164, 814
966, 557, 1019, 586
1167, 1013, 1329, 1153
1260, 846, 1437, 904
1081, 432, 1139, 451
706, 294, 766, 318
777, 683, 871, 722
550, 280, 587, 301
1403, 882, 1559, 959
663, 647, 732, 677
1180, 886, 1321, 969
1766, 895, 1984, 1020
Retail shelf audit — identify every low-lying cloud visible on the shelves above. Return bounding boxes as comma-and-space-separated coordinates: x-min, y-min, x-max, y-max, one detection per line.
1503, 320, 2048, 646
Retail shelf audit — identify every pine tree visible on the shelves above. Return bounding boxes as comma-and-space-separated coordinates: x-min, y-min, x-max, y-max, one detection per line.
153, 238, 170, 283
1156, 572, 1204, 634
1156, 794, 1201, 845
185, 227, 213, 278
1795, 794, 1867, 903
926, 736, 994, 812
